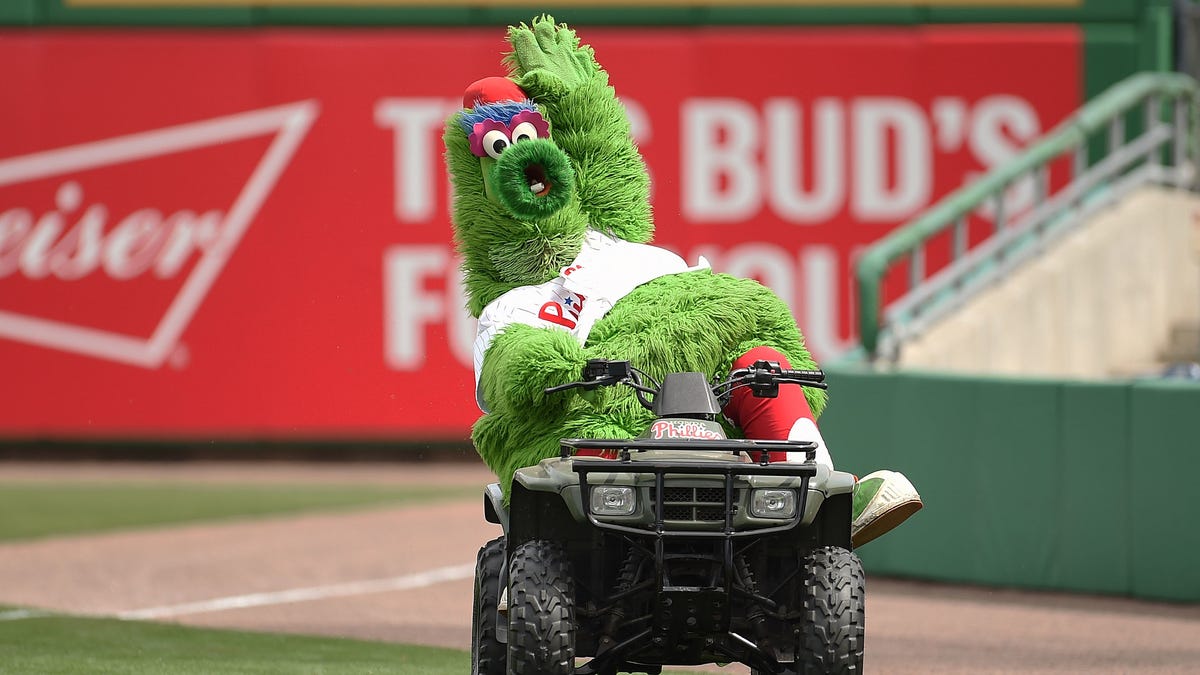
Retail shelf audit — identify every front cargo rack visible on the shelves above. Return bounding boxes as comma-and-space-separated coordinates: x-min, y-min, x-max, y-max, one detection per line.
561, 437, 818, 540
560, 437, 816, 462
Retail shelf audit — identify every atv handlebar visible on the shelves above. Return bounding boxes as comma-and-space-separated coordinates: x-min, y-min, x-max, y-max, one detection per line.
544, 359, 640, 394
544, 358, 827, 410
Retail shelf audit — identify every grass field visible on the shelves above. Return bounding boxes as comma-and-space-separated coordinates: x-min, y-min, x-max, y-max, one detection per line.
0, 479, 482, 673
0, 609, 701, 675
0, 608, 469, 675
0, 482, 478, 542
0, 477, 698, 674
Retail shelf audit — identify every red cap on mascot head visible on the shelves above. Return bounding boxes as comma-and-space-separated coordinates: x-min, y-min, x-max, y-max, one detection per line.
463, 77, 528, 109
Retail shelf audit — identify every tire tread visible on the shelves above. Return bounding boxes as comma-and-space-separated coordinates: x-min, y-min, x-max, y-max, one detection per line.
794, 546, 866, 674
507, 539, 576, 674
472, 536, 507, 675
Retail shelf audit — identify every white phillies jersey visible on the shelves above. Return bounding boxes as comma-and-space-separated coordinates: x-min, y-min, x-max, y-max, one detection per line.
472, 230, 709, 412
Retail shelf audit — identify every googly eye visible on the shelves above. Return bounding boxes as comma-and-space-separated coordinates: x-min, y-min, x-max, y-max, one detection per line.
482, 129, 511, 159
511, 121, 540, 143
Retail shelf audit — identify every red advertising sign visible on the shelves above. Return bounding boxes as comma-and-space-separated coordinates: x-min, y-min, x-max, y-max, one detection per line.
0, 27, 1080, 439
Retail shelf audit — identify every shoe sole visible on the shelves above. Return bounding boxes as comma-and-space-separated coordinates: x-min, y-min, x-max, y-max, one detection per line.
851, 498, 923, 548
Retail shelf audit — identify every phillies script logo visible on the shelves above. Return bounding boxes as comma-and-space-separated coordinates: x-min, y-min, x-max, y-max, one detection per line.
0, 101, 318, 368
650, 420, 724, 441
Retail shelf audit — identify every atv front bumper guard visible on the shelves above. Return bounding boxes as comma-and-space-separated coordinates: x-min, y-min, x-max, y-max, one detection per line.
563, 439, 820, 674
563, 437, 818, 540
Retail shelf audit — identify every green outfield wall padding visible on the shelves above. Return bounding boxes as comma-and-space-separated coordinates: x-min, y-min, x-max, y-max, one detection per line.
37, 0, 254, 26
927, 0, 1143, 24
477, 6, 710, 27
1080, 21, 1167, 180
1083, 24, 1142, 100
703, 6, 921, 26
819, 369, 899, 478
259, 6, 473, 27
1054, 383, 1132, 595
822, 367, 1199, 603
881, 373, 980, 582
1129, 381, 1200, 602
1139, 1, 1175, 71
0, 0, 36, 24
972, 379, 1063, 588
5, 0, 1177, 28
822, 371, 979, 583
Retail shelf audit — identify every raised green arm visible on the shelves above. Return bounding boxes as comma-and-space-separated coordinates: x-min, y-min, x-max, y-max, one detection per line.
505, 16, 654, 243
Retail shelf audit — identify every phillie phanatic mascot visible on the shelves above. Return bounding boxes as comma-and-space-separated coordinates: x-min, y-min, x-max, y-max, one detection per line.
443, 16, 921, 546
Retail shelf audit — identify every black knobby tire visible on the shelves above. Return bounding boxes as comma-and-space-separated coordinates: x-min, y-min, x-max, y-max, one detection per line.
507, 539, 576, 674
791, 545, 866, 674
471, 536, 506, 675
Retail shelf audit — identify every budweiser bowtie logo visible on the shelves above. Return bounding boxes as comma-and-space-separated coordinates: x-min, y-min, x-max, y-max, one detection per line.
0, 101, 318, 368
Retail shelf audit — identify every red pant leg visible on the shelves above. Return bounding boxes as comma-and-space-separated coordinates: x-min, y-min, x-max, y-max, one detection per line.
722, 346, 816, 461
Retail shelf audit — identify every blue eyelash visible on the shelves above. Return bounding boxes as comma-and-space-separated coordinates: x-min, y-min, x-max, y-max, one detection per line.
459, 101, 537, 134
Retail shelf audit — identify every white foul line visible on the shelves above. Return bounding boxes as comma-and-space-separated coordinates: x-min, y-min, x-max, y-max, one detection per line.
116, 562, 475, 621
0, 609, 50, 621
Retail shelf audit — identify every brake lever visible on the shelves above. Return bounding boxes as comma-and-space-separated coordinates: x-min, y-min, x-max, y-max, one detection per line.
545, 360, 634, 395
544, 381, 585, 395
775, 377, 829, 390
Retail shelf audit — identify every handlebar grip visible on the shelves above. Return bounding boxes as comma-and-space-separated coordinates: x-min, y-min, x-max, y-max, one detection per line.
781, 369, 826, 383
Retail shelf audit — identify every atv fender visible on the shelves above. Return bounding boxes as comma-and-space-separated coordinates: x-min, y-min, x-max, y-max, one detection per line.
826, 469, 857, 497
483, 483, 510, 535
819, 470, 858, 549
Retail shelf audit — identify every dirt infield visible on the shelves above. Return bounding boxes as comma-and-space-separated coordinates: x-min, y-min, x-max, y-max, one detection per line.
2, 462, 1199, 674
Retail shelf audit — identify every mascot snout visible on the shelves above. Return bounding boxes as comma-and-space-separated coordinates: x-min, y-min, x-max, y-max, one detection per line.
493, 137, 575, 219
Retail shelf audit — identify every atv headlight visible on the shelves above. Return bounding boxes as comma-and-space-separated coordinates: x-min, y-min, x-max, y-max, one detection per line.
750, 489, 796, 519
591, 486, 636, 516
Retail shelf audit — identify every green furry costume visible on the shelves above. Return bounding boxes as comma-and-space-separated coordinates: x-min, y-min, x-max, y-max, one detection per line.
445, 17, 826, 496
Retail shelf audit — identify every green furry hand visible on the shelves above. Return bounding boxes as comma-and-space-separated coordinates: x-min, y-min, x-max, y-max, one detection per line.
577, 386, 604, 409
479, 324, 588, 417
506, 15, 599, 102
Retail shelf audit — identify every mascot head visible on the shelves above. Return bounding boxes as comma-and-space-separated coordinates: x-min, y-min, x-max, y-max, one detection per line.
444, 76, 588, 317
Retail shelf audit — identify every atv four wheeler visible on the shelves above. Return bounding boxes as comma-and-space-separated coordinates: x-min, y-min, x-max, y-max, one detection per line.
472, 359, 865, 674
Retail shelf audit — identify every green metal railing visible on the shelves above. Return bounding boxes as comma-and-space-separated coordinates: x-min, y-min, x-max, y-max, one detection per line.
855, 72, 1200, 361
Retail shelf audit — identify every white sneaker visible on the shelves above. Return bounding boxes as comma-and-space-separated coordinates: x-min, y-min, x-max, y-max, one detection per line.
851, 470, 923, 548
